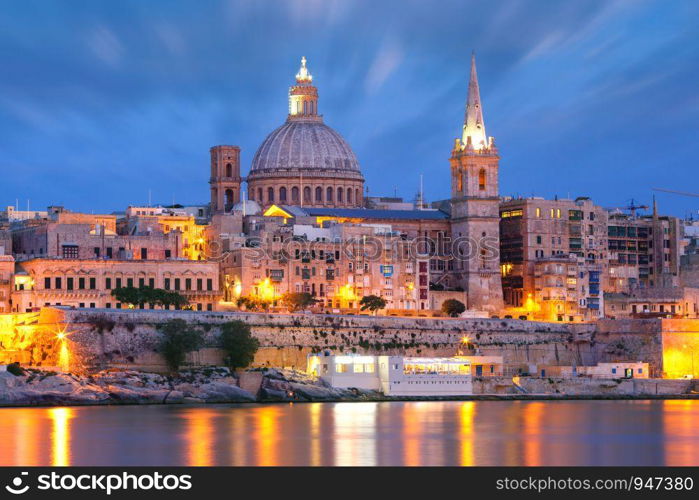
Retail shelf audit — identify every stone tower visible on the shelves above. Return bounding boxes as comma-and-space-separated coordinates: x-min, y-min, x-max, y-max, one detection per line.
210, 145, 242, 213
449, 54, 503, 313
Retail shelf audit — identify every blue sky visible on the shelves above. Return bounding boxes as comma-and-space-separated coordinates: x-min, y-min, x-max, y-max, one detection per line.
1, 0, 698, 217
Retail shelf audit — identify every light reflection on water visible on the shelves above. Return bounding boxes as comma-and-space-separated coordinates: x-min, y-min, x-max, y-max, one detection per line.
0, 400, 698, 466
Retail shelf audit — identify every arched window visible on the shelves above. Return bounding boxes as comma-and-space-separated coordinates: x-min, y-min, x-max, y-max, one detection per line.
225, 189, 234, 209
355, 188, 360, 205
478, 169, 486, 191
225, 163, 232, 178
303, 186, 311, 203
267, 187, 274, 203
279, 187, 287, 202
303, 101, 308, 115
291, 186, 299, 203
326, 187, 333, 203
457, 173, 463, 192
337, 187, 343, 203
347, 188, 353, 204
315, 186, 323, 203
257, 188, 263, 202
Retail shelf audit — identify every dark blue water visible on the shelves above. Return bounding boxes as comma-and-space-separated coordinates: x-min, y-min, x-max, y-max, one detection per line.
0, 400, 697, 466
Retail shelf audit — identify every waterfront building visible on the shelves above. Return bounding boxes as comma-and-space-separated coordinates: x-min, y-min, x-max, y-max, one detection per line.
0, 255, 13, 313
306, 353, 473, 396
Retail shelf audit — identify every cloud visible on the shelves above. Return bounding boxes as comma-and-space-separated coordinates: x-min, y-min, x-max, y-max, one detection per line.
364, 40, 403, 94
86, 26, 123, 67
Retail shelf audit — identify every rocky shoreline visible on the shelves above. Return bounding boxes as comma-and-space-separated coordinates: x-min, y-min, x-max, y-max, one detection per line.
1, 367, 698, 407
0, 367, 385, 407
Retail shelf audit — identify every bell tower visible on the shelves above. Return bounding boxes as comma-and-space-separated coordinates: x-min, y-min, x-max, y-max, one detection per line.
449, 53, 503, 313
210, 145, 242, 213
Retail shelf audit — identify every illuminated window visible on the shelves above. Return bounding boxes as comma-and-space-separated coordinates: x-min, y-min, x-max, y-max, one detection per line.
478, 169, 486, 190
536, 207, 541, 217
336, 363, 348, 373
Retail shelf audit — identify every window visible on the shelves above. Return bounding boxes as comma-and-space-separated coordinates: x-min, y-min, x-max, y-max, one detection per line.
225, 163, 232, 177
303, 186, 311, 203
165, 249, 171, 259
78, 277, 85, 289
478, 169, 486, 190
149, 278, 155, 288
94, 247, 100, 257
535, 207, 541, 218
207, 279, 213, 291
106, 278, 112, 289
197, 279, 203, 291
291, 186, 299, 203
116, 278, 122, 288
89, 278, 96, 290
138, 278, 145, 288
267, 187, 274, 203
174, 278, 181, 290
44, 277, 51, 289
279, 187, 287, 202
326, 187, 333, 202
315, 186, 322, 202
67, 278, 74, 291
140, 248, 148, 259
185, 278, 192, 291
106, 247, 113, 259
127, 278, 134, 288
164, 278, 171, 290
337, 187, 343, 203
62, 245, 78, 259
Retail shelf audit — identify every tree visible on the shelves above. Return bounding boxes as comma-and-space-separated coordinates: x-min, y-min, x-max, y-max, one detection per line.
110, 287, 188, 309
360, 295, 387, 314
442, 299, 466, 317
158, 319, 204, 371
281, 292, 316, 312
219, 320, 260, 370
111, 286, 142, 307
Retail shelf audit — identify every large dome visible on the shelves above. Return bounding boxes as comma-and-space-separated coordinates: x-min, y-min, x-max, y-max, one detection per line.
246, 57, 365, 209
249, 119, 363, 180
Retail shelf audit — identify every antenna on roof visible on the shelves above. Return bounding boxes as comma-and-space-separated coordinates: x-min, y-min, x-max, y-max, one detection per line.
419, 174, 424, 210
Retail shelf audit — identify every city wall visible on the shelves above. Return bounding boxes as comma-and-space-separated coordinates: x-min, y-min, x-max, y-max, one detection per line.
1, 308, 690, 376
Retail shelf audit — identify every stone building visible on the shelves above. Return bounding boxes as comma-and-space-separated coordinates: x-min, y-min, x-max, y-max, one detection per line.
499, 197, 608, 321
606, 203, 681, 292
605, 287, 699, 319
221, 218, 432, 312
245, 57, 364, 210
449, 54, 503, 313
12, 258, 220, 312
0, 255, 13, 313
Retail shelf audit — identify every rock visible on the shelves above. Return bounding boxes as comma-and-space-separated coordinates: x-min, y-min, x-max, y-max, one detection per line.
163, 390, 184, 404
196, 382, 255, 403
182, 396, 205, 404
288, 382, 345, 401
260, 387, 291, 401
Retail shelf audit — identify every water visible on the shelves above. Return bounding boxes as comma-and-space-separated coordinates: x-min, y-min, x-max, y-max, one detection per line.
0, 400, 697, 466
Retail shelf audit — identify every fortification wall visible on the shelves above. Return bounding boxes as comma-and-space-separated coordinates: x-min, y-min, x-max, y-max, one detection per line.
9, 308, 661, 374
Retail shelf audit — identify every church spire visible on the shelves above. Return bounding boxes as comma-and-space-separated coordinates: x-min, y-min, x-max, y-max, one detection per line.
462, 52, 488, 150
